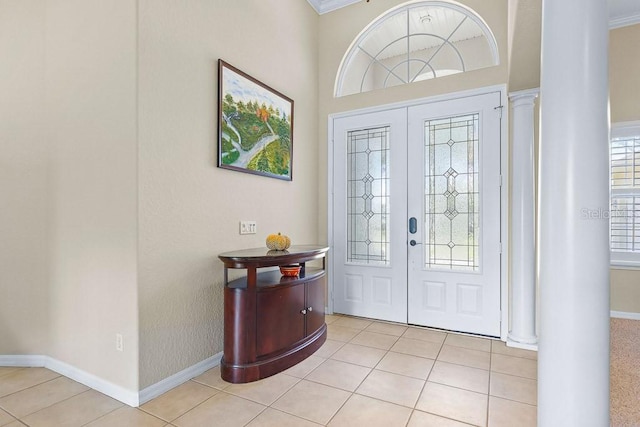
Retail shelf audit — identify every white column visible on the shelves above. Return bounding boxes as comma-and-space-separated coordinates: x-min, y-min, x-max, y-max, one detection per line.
508, 89, 538, 348
538, 0, 610, 426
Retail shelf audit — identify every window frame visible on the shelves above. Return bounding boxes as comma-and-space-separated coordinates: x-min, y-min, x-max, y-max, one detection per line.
610, 121, 640, 268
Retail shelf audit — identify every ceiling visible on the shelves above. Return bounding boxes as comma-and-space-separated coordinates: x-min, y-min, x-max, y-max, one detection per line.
307, 0, 640, 28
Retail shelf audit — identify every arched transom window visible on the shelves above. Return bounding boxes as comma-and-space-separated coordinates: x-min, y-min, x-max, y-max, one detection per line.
335, 1, 499, 97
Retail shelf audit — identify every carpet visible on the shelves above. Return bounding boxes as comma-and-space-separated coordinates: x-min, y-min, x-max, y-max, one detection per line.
611, 317, 640, 427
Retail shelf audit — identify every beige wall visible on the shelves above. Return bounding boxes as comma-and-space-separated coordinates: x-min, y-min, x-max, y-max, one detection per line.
45, 0, 139, 391
317, 0, 509, 244
1, 0, 320, 392
609, 24, 640, 313
0, 0, 49, 354
2, 1, 637, 398
0, 0, 139, 391
137, 0, 320, 387
610, 24, 640, 123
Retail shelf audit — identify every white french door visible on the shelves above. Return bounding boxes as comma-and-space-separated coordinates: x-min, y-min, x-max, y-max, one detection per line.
406, 93, 502, 336
332, 108, 408, 323
332, 91, 503, 336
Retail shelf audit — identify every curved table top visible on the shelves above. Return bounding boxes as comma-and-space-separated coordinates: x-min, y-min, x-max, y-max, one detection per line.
218, 245, 329, 269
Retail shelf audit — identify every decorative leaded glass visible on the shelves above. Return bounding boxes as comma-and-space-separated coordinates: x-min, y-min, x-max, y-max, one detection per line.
347, 127, 391, 265
335, 2, 500, 97
424, 114, 479, 270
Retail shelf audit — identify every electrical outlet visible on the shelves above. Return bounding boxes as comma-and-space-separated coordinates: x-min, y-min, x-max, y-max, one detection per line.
116, 333, 123, 352
239, 221, 257, 235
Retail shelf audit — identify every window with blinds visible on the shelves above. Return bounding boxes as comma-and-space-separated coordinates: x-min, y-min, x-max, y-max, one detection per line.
611, 123, 640, 266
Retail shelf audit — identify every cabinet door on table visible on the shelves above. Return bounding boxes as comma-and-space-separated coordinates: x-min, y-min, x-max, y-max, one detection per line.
305, 277, 326, 336
256, 285, 306, 357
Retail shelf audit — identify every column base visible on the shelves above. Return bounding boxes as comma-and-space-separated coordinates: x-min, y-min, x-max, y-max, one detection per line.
507, 334, 538, 351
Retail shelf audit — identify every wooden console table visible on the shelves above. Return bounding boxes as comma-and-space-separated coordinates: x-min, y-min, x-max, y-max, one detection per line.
218, 245, 329, 383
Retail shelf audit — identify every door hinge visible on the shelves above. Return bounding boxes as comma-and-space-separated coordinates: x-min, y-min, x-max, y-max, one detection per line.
494, 105, 503, 118
498, 242, 503, 254
499, 174, 503, 188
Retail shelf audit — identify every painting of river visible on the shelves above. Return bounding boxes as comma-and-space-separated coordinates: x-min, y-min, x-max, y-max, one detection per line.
218, 60, 294, 181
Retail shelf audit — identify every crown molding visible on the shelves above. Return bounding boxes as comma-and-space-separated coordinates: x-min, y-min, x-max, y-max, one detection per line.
610, 13, 640, 29
307, 0, 362, 15
305, 0, 322, 14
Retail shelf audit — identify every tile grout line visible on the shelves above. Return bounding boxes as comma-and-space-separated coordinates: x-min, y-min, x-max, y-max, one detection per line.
0, 371, 62, 401
78, 404, 125, 427
486, 345, 494, 427
15, 388, 95, 425
137, 379, 219, 424
324, 326, 401, 426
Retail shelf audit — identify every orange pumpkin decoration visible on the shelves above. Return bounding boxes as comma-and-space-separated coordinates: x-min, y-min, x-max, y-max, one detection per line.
266, 232, 291, 251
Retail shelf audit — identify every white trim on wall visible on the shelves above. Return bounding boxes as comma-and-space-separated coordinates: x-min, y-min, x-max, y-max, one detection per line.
306, 0, 361, 15
0, 356, 139, 407
47, 358, 140, 407
0, 355, 47, 366
610, 13, 640, 29
0, 352, 223, 407
611, 310, 640, 320
138, 352, 222, 405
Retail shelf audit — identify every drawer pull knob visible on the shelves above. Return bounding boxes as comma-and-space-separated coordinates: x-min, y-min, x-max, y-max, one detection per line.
307, 306, 313, 312
300, 309, 307, 315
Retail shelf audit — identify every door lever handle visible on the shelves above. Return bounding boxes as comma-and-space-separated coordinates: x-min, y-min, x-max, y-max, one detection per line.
409, 217, 417, 234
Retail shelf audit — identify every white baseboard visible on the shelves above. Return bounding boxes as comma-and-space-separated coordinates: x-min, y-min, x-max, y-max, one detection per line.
0, 352, 223, 408
0, 355, 139, 406
46, 357, 139, 407
611, 310, 640, 320
138, 352, 222, 406
0, 355, 47, 366
506, 339, 538, 351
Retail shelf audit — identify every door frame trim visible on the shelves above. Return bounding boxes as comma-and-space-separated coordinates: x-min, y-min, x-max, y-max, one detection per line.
327, 84, 509, 341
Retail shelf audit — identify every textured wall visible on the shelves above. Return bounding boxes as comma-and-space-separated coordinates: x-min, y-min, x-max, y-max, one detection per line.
0, 0, 139, 391
138, 0, 320, 388
45, 0, 139, 390
0, 0, 49, 354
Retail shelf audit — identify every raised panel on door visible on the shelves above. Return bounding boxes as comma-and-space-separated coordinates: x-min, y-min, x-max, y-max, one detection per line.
332, 108, 408, 323
407, 92, 502, 336
256, 284, 305, 357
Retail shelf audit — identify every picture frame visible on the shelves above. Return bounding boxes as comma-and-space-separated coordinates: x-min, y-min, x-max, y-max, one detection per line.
217, 60, 294, 181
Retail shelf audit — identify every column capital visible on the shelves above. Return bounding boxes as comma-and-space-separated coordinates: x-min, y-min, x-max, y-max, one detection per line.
509, 88, 539, 106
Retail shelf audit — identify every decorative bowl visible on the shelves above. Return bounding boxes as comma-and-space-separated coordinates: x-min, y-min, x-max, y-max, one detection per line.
280, 264, 301, 277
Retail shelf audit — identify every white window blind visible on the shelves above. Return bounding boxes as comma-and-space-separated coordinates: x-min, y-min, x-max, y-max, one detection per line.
611, 122, 640, 267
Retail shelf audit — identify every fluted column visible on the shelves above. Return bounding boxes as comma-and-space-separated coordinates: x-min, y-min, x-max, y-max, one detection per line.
538, 0, 610, 426
508, 89, 538, 349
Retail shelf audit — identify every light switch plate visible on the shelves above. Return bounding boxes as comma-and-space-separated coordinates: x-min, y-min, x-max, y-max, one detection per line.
240, 221, 257, 235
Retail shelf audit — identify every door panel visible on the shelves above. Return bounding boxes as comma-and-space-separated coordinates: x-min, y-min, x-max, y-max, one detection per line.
332, 109, 408, 323
256, 285, 305, 357
306, 276, 326, 335
407, 93, 501, 336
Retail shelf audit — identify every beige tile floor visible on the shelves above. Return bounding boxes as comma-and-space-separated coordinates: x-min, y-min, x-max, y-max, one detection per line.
0, 315, 537, 426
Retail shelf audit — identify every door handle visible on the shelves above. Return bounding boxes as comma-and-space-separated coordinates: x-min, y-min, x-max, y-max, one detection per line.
300, 309, 307, 315
410, 240, 417, 246
409, 217, 417, 234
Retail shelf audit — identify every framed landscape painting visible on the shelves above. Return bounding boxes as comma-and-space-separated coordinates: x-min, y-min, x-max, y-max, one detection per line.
218, 60, 294, 181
